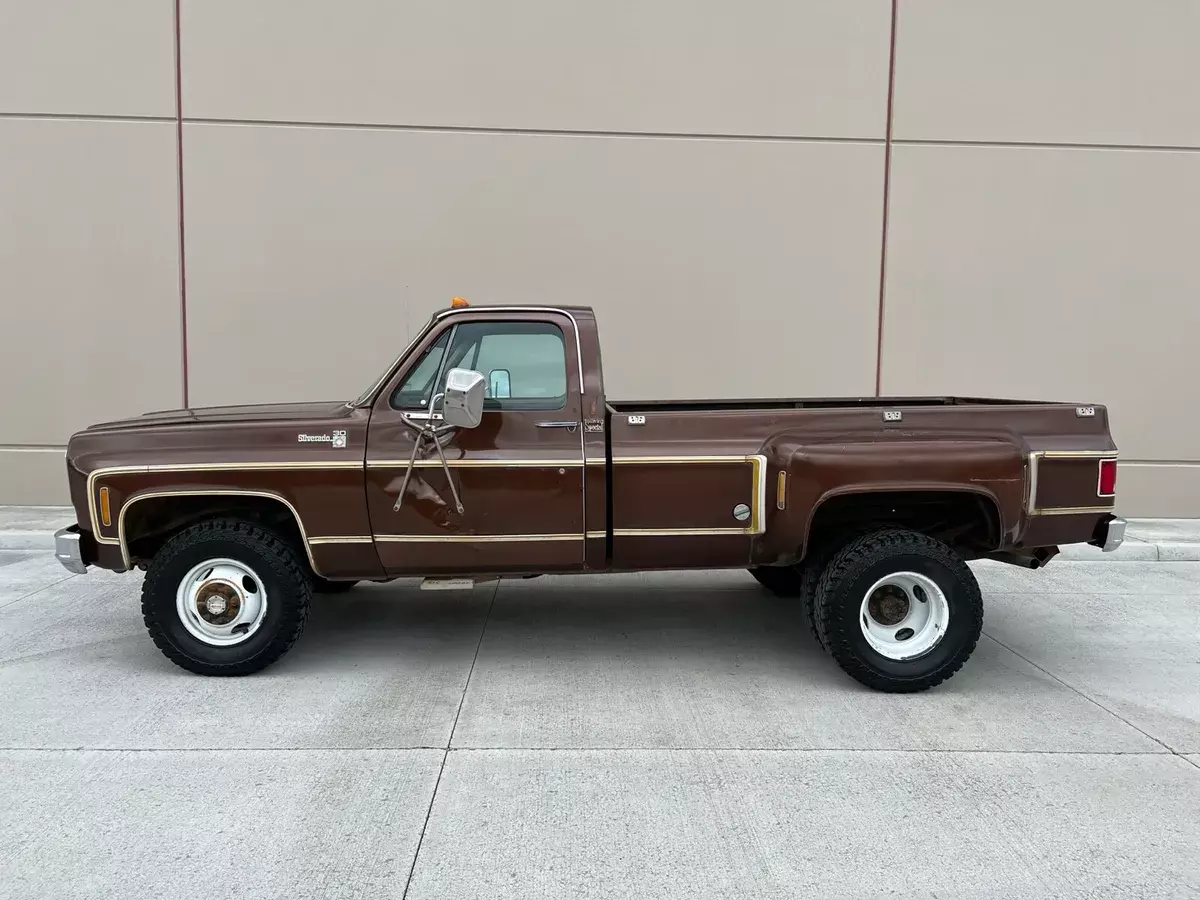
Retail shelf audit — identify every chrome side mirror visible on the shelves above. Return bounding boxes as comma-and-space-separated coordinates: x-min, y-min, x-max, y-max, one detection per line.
442, 368, 485, 429
488, 368, 511, 400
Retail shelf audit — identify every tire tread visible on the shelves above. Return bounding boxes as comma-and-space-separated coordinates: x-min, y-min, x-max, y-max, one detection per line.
814, 529, 982, 693
141, 518, 311, 676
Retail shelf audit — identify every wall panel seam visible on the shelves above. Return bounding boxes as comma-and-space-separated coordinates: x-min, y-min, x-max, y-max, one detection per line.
873, 0, 899, 397
181, 117, 886, 144
0, 112, 173, 124
1120, 460, 1200, 468
893, 138, 1200, 154
173, 0, 189, 408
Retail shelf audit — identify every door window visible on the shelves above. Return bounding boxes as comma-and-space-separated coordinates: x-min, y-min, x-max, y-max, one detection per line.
390, 330, 450, 410
444, 322, 568, 410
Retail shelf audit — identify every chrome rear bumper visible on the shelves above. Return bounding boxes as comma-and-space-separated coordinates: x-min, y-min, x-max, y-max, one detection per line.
54, 526, 88, 574
1096, 515, 1127, 552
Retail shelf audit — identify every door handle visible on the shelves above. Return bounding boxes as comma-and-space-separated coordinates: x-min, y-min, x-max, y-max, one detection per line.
536, 420, 579, 431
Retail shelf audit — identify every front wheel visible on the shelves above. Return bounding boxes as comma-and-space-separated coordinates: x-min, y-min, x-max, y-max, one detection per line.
141, 519, 312, 676
813, 529, 983, 693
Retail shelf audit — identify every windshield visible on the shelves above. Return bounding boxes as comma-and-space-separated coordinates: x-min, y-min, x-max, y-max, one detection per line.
349, 317, 436, 407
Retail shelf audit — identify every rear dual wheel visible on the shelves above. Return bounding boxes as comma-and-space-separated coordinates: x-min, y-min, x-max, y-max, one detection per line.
813, 529, 983, 693
749, 532, 869, 648
748, 565, 802, 596
749, 563, 823, 646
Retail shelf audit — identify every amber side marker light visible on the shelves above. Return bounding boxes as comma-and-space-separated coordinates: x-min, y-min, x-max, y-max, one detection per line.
450, 296, 470, 308
99, 487, 112, 526
1098, 459, 1118, 497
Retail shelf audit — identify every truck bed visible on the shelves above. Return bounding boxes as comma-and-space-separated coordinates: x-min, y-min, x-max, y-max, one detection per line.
602, 395, 1115, 571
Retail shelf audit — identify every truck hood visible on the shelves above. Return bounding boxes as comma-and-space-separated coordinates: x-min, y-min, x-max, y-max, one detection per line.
86, 400, 351, 432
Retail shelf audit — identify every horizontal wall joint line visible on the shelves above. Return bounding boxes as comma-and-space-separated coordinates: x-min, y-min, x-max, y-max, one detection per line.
893, 137, 1200, 154
183, 116, 886, 145
1119, 459, 1200, 467
0, 112, 173, 124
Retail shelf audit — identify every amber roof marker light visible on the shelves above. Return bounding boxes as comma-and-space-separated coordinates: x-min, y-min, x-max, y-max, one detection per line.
450, 296, 470, 308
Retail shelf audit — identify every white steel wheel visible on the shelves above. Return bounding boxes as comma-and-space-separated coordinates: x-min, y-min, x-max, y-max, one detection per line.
858, 571, 950, 661
175, 557, 269, 647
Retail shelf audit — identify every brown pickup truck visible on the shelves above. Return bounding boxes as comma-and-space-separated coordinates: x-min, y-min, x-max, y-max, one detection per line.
57, 300, 1124, 692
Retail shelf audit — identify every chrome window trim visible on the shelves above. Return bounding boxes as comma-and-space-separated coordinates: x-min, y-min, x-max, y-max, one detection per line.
432, 306, 585, 388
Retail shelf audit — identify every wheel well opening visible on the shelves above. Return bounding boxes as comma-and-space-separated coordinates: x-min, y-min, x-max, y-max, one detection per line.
805, 490, 1001, 560
123, 494, 309, 570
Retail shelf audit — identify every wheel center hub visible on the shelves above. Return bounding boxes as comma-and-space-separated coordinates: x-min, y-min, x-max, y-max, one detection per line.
195, 582, 241, 625
867, 584, 909, 627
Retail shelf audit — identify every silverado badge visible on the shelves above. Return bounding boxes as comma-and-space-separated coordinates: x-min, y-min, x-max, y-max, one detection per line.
297, 430, 348, 448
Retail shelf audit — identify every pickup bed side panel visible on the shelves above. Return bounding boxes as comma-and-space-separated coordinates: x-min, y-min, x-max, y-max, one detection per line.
763, 438, 1025, 564
606, 412, 772, 570
607, 456, 763, 569
608, 402, 1116, 571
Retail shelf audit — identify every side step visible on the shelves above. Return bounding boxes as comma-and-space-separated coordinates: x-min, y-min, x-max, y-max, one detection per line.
420, 577, 482, 591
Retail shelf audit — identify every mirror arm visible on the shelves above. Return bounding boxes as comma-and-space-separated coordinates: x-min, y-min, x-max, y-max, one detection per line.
392, 418, 429, 512
393, 367, 482, 513
427, 422, 465, 514
393, 415, 466, 515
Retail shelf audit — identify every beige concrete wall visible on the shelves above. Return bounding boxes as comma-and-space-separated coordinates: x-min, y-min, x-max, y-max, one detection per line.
885, 0, 1200, 515
2, 0, 1198, 515
181, 0, 891, 138
183, 124, 883, 405
0, 0, 174, 117
892, 0, 1200, 147
0, 0, 180, 504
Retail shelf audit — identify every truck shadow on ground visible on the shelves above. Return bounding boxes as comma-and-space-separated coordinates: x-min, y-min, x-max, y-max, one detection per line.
289, 575, 835, 679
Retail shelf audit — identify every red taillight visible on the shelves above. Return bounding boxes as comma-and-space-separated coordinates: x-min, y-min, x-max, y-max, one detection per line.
1098, 459, 1117, 497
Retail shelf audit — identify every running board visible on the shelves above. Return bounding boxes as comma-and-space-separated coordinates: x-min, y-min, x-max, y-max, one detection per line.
420, 577, 483, 591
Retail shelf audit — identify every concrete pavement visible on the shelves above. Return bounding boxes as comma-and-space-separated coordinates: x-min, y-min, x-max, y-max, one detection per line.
0, 550, 1198, 899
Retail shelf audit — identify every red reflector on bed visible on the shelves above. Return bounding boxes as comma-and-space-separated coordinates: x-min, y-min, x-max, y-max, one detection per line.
1098, 459, 1117, 497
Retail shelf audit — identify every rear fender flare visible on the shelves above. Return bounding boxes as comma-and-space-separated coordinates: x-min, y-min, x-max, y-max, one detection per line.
800, 483, 1006, 556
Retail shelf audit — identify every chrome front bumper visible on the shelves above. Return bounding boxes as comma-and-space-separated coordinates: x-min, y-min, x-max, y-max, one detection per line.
1097, 515, 1127, 553
54, 526, 88, 574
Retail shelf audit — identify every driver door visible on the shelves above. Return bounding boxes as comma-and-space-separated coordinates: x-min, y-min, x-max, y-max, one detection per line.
365, 311, 586, 575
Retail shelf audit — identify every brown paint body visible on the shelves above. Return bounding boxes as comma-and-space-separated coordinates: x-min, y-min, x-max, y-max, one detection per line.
64, 305, 1118, 578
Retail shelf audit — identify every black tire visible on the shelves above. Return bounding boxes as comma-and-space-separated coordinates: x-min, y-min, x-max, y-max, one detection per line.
141, 519, 312, 676
312, 576, 359, 594
813, 529, 983, 693
748, 566, 805, 596
749, 559, 826, 647
796, 541, 840, 650
797, 527, 878, 650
